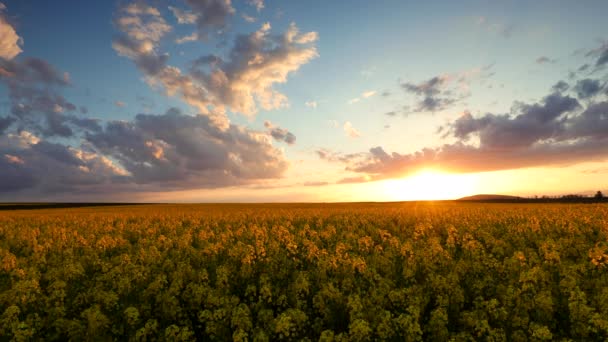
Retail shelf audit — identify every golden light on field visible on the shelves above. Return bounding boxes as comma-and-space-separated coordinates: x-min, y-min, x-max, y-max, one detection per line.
381, 169, 479, 201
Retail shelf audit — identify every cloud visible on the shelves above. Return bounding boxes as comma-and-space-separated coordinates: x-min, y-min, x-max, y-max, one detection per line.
247, 0, 264, 12
348, 90, 376, 104
551, 80, 569, 93
401, 75, 456, 112
116, 3, 172, 43
305, 100, 317, 108
536, 56, 556, 64
0, 131, 128, 194
343, 121, 360, 138
264, 120, 296, 145
175, 32, 198, 44
113, 7, 318, 127
327, 86, 608, 182
241, 13, 256, 23
183, 0, 235, 39
574, 78, 604, 99
0, 116, 14, 134
0, 4, 22, 60
86, 108, 288, 188
303, 181, 328, 187
362, 90, 376, 98
168, 6, 197, 24
585, 41, 608, 67
0, 57, 99, 137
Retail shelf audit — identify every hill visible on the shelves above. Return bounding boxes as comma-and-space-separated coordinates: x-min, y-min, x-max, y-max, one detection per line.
458, 194, 522, 201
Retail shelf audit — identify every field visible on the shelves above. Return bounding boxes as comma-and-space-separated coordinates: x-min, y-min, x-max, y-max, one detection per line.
1, 202, 608, 341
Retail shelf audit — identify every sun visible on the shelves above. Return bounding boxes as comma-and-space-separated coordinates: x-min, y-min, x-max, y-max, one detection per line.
381, 169, 478, 201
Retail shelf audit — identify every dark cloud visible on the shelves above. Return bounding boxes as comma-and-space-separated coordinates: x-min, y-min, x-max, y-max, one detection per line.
264, 121, 296, 145
184, 0, 235, 39
574, 78, 604, 99
0, 57, 99, 138
0, 131, 128, 194
401, 76, 453, 112
396, 67, 493, 114
586, 42, 608, 67
0, 116, 14, 134
551, 80, 569, 93
86, 108, 288, 188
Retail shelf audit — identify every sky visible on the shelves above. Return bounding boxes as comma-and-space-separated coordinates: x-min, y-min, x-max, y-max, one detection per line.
0, 0, 607, 202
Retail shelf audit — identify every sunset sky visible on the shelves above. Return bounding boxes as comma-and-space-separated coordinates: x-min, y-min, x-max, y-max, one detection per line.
1, 0, 607, 202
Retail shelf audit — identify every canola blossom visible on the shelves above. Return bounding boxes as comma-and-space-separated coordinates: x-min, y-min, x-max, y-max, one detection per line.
1, 203, 608, 340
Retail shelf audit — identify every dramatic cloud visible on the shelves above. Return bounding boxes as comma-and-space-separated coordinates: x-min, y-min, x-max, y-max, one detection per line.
113, 5, 318, 127
0, 131, 128, 194
326, 89, 608, 181
343, 121, 360, 138
0, 4, 22, 60
86, 108, 288, 188
0, 57, 99, 137
264, 121, 296, 145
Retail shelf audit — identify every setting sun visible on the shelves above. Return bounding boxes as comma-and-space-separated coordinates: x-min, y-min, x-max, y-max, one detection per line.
382, 169, 478, 201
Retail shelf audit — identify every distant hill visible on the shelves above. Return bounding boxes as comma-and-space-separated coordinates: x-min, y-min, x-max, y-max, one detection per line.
458, 194, 521, 201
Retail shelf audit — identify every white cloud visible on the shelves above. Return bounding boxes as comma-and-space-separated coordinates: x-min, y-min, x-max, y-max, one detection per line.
175, 32, 198, 44
305, 101, 317, 108
241, 13, 256, 23
344, 121, 361, 138
362, 90, 376, 98
0, 5, 22, 60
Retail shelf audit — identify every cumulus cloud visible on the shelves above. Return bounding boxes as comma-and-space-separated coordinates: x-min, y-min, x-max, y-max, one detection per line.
86, 108, 288, 188
0, 131, 128, 194
0, 4, 22, 60
113, 5, 318, 127
343, 121, 360, 138
0, 57, 99, 137
264, 120, 296, 145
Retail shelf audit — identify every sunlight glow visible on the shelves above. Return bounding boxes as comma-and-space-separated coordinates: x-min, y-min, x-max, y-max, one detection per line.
381, 169, 478, 201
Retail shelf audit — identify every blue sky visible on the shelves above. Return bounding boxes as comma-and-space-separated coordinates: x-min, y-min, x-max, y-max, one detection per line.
0, 0, 607, 201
